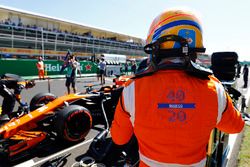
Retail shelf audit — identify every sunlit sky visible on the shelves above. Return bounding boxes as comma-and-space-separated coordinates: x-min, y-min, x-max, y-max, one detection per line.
0, 0, 249, 61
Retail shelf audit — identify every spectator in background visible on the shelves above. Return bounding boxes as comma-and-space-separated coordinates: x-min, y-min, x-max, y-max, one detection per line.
236, 63, 241, 78
60, 49, 72, 74
241, 96, 247, 113
125, 62, 128, 75
18, 17, 22, 27
96, 59, 100, 82
131, 61, 137, 74
99, 58, 106, 85
243, 64, 249, 88
36, 56, 45, 80
61, 55, 79, 94
75, 56, 82, 78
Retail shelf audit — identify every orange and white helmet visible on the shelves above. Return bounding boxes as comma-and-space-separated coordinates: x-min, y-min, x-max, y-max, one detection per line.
144, 9, 205, 56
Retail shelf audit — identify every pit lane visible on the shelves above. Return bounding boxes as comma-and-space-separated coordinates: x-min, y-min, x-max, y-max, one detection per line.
0, 76, 114, 167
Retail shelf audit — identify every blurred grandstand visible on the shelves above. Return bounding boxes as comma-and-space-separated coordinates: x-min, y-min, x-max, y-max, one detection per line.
0, 5, 146, 60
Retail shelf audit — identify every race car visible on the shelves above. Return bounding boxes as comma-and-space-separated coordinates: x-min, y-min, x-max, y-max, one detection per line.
0, 84, 123, 162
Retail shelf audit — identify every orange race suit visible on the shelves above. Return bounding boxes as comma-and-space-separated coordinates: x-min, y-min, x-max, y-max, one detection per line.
36, 60, 45, 79
111, 69, 245, 167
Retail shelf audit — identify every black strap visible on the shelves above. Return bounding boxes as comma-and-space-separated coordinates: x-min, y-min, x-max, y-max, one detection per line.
132, 60, 211, 80
144, 35, 206, 55
144, 35, 189, 54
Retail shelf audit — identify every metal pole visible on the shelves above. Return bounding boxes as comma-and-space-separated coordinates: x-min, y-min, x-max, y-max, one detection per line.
48, 77, 51, 93
41, 27, 45, 60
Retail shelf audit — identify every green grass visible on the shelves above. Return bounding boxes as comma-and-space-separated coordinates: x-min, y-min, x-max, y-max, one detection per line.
238, 105, 250, 167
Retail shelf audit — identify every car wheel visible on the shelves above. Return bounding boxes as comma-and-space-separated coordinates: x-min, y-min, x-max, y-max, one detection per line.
54, 105, 92, 142
30, 93, 57, 111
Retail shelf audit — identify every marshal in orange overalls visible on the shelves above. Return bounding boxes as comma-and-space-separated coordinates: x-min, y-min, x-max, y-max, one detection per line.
111, 70, 244, 167
36, 57, 45, 80
111, 9, 245, 167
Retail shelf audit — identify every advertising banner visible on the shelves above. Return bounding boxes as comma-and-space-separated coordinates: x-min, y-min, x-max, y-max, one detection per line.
0, 59, 97, 76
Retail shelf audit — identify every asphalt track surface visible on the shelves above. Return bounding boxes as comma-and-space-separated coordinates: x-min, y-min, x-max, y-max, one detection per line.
0, 76, 114, 167
0, 75, 249, 167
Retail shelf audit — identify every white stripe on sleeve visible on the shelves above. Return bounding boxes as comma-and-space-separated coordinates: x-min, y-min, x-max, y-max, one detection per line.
122, 82, 135, 126
213, 81, 227, 124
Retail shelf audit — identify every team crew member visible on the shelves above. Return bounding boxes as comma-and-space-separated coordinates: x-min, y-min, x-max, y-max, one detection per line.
99, 58, 106, 85
0, 74, 35, 119
36, 56, 45, 80
111, 9, 245, 167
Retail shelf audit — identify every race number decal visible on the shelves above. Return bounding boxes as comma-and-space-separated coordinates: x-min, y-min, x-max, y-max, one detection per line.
167, 110, 187, 122
158, 89, 195, 123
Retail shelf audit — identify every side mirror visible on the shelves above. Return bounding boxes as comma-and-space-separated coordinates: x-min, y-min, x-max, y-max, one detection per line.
211, 52, 238, 82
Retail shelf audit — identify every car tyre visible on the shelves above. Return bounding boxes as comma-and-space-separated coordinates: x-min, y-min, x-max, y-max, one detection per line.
54, 105, 92, 142
30, 93, 57, 111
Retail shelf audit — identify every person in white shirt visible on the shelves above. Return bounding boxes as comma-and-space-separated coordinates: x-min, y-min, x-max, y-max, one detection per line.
99, 58, 106, 85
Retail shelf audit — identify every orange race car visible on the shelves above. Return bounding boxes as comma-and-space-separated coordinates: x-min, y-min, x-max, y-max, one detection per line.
0, 83, 123, 162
